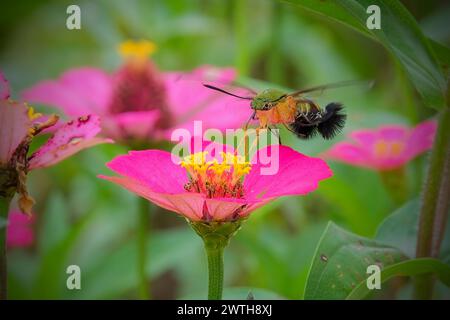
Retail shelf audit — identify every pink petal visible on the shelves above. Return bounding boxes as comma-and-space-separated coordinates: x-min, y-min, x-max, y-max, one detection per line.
205, 198, 247, 221
98, 175, 177, 213
0, 72, 10, 99
172, 93, 252, 133
29, 115, 112, 169
244, 145, 332, 200
350, 125, 408, 149
58, 68, 112, 113
325, 142, 406, 170
323, 142, 373, 168
100, 174, 262, 221
405, 120, 436, 159
0, 100, 31, 164
353, 124, 425, 170
103, 111, 161, 140
22, 67, 112, 116
7, 211, 35, 248
164, 76, 217, 118
105, 149, 187, 194
22, 81, 94, 116
378, 125, 409, 141
164, 66, 236, 115
164, 192, 205, 221
98, 175, 204, 221
350, 130, 378, 150
164, 65, 253, 133
326, 121, 437, 171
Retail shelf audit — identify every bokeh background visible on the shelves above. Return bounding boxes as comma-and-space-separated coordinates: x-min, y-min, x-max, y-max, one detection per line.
1, 0, 449, 299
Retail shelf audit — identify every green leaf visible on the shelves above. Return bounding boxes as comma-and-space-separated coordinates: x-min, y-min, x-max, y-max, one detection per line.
304, 222, 408, 299
376, 199, 420, 258
428, 39, 450, 77
285, 0, 447, 109
376, 198, 450, 261
347, 258, 450, 299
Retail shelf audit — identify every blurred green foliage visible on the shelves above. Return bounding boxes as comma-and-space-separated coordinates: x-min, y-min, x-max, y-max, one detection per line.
1, 0, 449, 299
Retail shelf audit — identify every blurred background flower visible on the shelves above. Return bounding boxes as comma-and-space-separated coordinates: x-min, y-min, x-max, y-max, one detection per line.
22, 58, 250, 142
322, 120, 437, 205
323, 120, 436, 171
7, 211, 35, 248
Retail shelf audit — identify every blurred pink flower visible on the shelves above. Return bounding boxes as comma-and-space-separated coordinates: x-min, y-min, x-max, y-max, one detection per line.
6, 211, 35, 248
100, 140, 332, 222
0, 72, 112, 214
22, 41, 250, 142
323, 121, 436, 171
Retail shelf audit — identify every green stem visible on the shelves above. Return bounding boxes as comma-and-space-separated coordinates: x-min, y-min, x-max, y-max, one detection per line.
137, 197, 151, 299
414, 107, 450, 299
0, 196, 12, 300
190, 220, 243, 300
205, 245, 224, 300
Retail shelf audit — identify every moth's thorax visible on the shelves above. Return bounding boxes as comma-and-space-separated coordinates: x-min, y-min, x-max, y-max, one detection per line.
256, 96, 297, 127
251, 88, 286, 110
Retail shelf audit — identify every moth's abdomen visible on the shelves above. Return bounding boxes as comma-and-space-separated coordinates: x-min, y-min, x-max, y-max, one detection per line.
317, 103, 346, 139
289, 102, 346, 140
289, 119, 318, 139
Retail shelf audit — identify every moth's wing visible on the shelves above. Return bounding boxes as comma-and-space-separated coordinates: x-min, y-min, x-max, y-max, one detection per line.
288, 79, 374, 98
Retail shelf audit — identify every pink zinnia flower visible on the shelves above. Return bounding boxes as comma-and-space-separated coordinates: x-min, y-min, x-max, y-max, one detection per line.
0, 72, 112, 214
6, 211, 35, 248
22, 40, 251, 142
323, 121, 436, 171
99, 140, 332, 221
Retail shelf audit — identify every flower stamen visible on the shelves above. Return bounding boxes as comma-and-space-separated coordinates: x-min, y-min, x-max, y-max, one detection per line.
374, 140, 405, 158
118, 40, 157, 61
180, 151, 251, 199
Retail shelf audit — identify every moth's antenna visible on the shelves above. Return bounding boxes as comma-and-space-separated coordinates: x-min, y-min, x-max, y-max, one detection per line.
203, 84, 254, 100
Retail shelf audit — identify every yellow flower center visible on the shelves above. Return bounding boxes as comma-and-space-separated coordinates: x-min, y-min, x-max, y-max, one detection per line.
118, 40, 157, 60
180, 151, 251, 199
390, 142, 404, 156
374, 140, 405, 158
